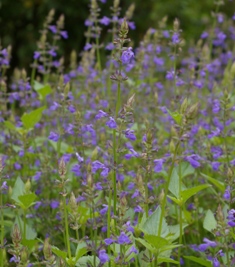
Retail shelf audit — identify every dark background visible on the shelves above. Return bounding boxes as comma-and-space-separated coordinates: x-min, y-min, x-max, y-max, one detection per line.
1, 0, 235, 72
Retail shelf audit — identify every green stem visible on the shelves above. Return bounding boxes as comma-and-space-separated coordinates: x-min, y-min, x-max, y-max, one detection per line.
63, 196, 72, 260
158, 142, 180, 236
0, 190, 4, 267
23, 209, 27, 240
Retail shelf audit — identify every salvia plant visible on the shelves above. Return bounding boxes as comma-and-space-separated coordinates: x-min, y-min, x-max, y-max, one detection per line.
1, 0, 235, 266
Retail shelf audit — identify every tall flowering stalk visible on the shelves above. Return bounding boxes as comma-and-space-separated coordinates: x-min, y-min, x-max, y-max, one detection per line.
108, 19, 133, 233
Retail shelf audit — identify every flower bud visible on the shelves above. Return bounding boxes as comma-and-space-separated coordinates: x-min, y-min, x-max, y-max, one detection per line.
187, 103, 199, 120
59, 157, 66, 179
21, 69, 27, 81
69, 192, 77, 211
21, 247, 28, 264
125, 3, 135, 20
25, 179, 31, 193
173, 18, 180, 31
12, 224, 22, 245
114, 0, 120, 9
180, 98, 188, 114
43, 238, 55, 262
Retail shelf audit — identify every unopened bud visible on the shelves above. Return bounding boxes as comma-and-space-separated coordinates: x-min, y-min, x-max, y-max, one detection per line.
87, 173, 93, 188
91, 0, 98, 9
69, 192, 77, 211
231, 61, 235, 76
173, 18, 180, 31
64, 82, 70, 97
187, 103, 199, 120
180, 98, 188, 114
13, 68, 21, 80
21, 69, 27, 81
59, 157, 66, 179
43, 238, 54, 262
57, 14, 65, 29
40, 34, 47, 44
216, 204, 224, 222
21, 247, 28, 263
12, 224, 22, 245
59, 75, 64, 89
169, 139, 175, 153
91, 147, 98, 161
121, 18, 129, 34
25, 179, 31, 193
114, 0, 120, 9
125, 3, 135, 20
227, 168, 233, 179
127, 94, 135, 107
0, 156, 4, 173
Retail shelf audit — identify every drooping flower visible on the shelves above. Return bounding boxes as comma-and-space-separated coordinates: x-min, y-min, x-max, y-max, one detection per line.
121, 47, 134, 65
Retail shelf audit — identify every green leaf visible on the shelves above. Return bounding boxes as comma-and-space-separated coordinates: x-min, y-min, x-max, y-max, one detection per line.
135, 238, 156, 253
21, 106, 46, 130
168, 224, 188, 241
184, 256, 212, 267
75, 242, 87, 261
34, 81, 52, 100
4, 121, 17, 131
14, 216, 37, 240
144, 234, 169, 249
52, 246, 67, 260
18, 193, 37, 210
181, 184, 211, 203
203, 210, 217, 233
166, 109, 183, 125
140, 206, 169, 237
201, 173, 225, 192
11, 177, 25, 203
169, 162, 193, 198
158, 257, 179, 264
22, 239, 38, 249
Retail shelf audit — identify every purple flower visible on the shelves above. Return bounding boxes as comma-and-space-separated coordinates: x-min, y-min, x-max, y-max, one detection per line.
104, 238, 114, 245
50, 200, 60, 209
100, 16, 110, 26
60, 31, 68, 39
124, 129, 136, 141
33, 51, 41, 60
71, 164, 81, 176
166, 70, 175, 80
14, 162, 22, 170
130, 246, 138, 254
185, 154, 201, 168
213, 257, 220, 267
105, 42, 115, 50
1, 181, 8, 190
201, 32, 209, 39
117, 232, 131, 244
98, 250, 109, 264
33, 171, 42, 181
48, 49, 57, 57
121, 47, 134, 65
134, 205, 144, 213
227, 209, 235, 227
212, 99, 220, 113
153, 159, 164, 172
172, 32, 180, 44
48, 131, 60, 142
49, 102, 61, 111
84, 43, 92, 51
76, 152, 84, 163
100, 204, 108, 215
208, 128, 220, 139
95, 110, 108, 120
106, 117, 117, 129
223, 186, 230, 201
48, 25, 57, 33
211, 161, 221, 171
